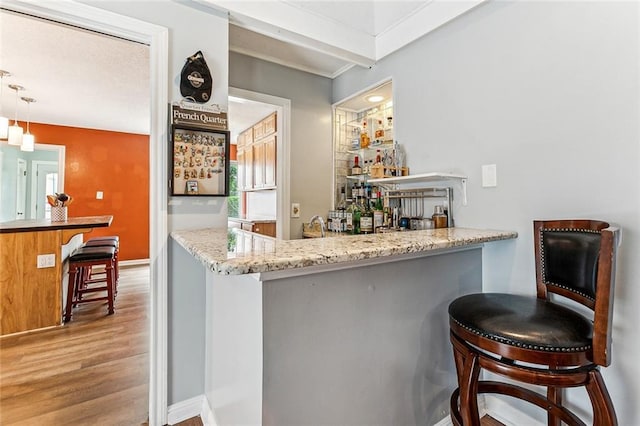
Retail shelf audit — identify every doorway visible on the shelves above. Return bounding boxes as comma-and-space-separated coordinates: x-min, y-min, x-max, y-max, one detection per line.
31, 161, 59, 219
15, 159, 27, 220
229, 87, 292, 239
0, 3, 168, 425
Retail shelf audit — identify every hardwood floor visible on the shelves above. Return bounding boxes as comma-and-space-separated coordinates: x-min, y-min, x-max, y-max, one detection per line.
0, 265, 150, 425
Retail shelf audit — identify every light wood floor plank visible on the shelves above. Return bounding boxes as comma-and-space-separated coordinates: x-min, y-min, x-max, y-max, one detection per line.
0, 265, 150, 425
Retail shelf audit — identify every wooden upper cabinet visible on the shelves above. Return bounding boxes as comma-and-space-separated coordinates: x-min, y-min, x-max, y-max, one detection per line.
238, 112, 276, 191
253, 141, 266, 189
237, 149, 246, 190
263, 113, 276, 137
264, 134, 276, 188
253, 121, 265, 141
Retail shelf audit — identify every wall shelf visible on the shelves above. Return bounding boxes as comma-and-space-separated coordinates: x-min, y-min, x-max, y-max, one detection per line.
358, 172, 468, 205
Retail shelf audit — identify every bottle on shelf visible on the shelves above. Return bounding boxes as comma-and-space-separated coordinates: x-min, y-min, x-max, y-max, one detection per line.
360, 198, 374, 234
337, 186, 347, 210
385, 116, 394, 143
375, 119, 384, 140
375, 149, 382, 164
349, 194, 362, 234
360, 121, 370, 149
432, 205, 448, 228
351, 155, 362, 175
373, 190, 384, 231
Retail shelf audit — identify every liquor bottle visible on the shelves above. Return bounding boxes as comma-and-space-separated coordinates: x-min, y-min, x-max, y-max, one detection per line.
375, 149, 382, 164
360, 121, 370, 149
349, 195, 361, 234
351, 155, 362, 175
373, 190, 384, 231
432, 205, 448, 228
337, 186, 347, 210
375, 120, 384, 139
360, 199, 374, 234
385, 116, 394, 143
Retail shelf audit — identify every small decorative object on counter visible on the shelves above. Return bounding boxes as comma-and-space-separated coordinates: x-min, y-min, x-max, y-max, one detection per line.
47, 192, 73, 222
432, 205, 447, 228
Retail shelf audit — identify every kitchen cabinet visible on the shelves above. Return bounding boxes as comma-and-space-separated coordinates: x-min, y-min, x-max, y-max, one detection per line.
230, 218, 277, 238
237, 112, 277, 191
264, 134, 277, 187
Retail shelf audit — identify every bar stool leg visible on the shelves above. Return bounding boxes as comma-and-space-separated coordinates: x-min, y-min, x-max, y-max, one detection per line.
65, 265, 79, 322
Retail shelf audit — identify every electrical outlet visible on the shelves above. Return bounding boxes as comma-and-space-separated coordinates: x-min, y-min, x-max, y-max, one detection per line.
96, 191, 104, 200
291, 203, 300, 218
37, 254, 56, 268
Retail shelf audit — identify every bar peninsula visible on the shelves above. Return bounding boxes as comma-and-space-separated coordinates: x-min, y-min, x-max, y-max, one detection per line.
0, 215, 113, 336
171, 226, 517, 425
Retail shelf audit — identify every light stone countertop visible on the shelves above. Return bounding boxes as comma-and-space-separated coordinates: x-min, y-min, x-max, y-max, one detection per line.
171, 227, 517, 275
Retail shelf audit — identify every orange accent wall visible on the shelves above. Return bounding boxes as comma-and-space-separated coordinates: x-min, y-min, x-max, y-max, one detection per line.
30, 122, 149, 261
230, 143, 237, 161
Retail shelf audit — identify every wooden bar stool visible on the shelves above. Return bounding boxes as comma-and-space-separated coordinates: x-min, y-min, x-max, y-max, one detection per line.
84, 236, 120, 284
64, 246, 117, 323
448, 220, 621, 425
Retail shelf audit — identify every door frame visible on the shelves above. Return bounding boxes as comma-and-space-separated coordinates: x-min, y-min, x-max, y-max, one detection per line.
29, 143, 66, 219
2, 2, 169, 424
229, 87, 292, 239
30, 160, 58, 219
16, 158, 27, 220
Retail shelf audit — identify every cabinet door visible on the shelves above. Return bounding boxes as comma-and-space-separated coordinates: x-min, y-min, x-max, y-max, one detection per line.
253, 121, 265, 141
237, 149, 246, 190
244, 146, 254, 190
253, 141, 265, 189
264, 135, 276, 188
263, 113, 276, 137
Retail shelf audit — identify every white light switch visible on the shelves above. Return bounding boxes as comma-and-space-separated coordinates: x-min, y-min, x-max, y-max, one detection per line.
482, 164, 497, 188
96, 191, 104, 200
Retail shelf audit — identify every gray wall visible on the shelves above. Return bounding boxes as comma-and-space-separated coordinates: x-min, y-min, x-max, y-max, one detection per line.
334, 1, 639, 423
229, 52, 333, 239
83, 0, 229, 405
263, 248, 482, 425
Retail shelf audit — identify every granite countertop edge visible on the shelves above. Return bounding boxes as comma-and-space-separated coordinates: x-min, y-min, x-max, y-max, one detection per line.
171, 227, 517, 276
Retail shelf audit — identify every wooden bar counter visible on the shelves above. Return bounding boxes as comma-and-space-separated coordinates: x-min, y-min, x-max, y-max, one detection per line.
0, 215, 113, 336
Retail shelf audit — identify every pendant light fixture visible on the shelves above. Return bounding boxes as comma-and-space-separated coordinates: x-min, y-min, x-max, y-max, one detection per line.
7, 84, 24, 146
20, 97, 36, 152
0, 70, 10, 140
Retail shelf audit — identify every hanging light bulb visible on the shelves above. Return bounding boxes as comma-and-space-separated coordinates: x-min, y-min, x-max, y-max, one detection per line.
0, 70, 10, 140
20, 97, 36, 152
7, 84, 24, 146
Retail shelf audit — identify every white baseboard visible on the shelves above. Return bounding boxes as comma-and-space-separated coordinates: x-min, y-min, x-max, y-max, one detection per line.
484, 395, 544, 426
167, 395, 204, 425
433, 415, 454, 426
200, 395, 217, 426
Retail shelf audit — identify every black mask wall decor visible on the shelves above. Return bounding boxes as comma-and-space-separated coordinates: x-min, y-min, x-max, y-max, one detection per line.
180, 50, 213, 103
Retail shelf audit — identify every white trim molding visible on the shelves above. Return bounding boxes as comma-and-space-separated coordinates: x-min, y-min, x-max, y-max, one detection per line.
167, 395, 205, 425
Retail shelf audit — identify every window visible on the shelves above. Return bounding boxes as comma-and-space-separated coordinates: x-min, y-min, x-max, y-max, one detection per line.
228, 161, 239, 218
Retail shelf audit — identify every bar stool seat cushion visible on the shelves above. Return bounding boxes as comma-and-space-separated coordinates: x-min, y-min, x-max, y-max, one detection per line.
449, 293, 593, 353
70, 246, 116, 262
87, 235, 119, 243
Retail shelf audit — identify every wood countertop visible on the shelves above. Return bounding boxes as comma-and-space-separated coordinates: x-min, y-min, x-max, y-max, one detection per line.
0, 215, 113, 234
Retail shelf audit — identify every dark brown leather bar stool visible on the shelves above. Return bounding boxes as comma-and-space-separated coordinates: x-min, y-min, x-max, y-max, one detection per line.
64, 246, 117, 322
84, 235, 120, 285
448, 220, 621, 425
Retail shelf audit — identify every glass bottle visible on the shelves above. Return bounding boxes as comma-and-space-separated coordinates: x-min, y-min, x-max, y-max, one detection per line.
432, 205, 448, 228
349, 195, 361, 234
375, 119, 384, 139
351, 155, 362, 175
360, 121, 370, 149
373, 190, 384, 231
360, 198, 374, 234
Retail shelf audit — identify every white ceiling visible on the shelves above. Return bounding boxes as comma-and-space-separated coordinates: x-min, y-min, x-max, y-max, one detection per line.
0, 1, 484, 137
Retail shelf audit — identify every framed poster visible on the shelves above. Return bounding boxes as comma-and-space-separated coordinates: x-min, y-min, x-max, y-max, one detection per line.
170, 125, 230, 196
